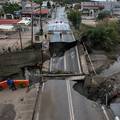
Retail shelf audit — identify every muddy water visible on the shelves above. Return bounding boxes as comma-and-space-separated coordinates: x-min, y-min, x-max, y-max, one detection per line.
100, 56, 120, 77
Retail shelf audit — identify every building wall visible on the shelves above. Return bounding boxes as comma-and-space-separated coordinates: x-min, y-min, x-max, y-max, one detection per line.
81, 1, 120, 16
0, 0, 21, 5
0, 0, 8, 5
9, 0, 21, 3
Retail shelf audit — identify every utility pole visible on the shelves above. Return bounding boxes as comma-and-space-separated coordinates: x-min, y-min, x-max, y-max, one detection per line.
31, 1, 34, 46
105, 93, 108, 106
39, 2, 43, 35
18, 25, 23, 50
32, 0, 43, 35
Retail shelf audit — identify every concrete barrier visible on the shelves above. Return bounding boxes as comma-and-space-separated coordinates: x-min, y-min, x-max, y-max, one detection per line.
0, 80, 29, 90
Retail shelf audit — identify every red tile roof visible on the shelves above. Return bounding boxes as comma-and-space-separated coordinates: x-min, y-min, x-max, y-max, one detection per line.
0, 19, 21, 25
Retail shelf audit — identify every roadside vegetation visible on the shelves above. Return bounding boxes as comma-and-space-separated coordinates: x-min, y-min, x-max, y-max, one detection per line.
67, 9, 81, 29
3, 2, 21, 14
97, 10, 111, 21
81, 21, 120, 52
66, 5, 120, 52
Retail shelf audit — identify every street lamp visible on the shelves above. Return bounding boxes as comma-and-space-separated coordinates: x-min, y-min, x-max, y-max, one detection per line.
32, 0, 43, 35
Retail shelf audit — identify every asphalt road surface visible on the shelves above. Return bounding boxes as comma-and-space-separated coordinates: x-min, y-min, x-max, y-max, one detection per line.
37, 80, 106, 120
36, 7, 108, 120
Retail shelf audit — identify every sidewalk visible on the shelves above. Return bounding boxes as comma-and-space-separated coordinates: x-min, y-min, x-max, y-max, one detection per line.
0, 86, 38, 120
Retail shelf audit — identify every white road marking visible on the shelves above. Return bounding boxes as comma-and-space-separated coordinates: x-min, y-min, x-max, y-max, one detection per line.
64, 52, 67, 71
63, 34, 67, 72
75, 46, 82, 74
36, 113, 39, 120
42, 82, 45, 92
64, 49, 75, 120
71, 32, 82, 74
66, 80, 75, 120
101, 106, 110, 120
36, 81, 45, 120
50, 57, 53, 72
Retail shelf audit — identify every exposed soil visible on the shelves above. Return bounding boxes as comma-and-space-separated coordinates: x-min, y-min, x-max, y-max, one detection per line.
0, 45, 43, 80
73, 46, 120, 105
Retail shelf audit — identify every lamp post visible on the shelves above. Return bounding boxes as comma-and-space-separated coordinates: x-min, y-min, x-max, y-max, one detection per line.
39, 2, 43, 35
32, 0, 43, 35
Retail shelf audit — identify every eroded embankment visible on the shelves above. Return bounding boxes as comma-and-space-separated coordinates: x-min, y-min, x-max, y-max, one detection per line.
49, 41, 77, 57
73, 47, 120, 105
0, 41, 78, 80
0, 45, 42, 80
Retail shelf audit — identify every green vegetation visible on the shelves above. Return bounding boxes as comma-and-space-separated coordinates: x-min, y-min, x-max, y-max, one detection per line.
97, 10, 111, 21
81, 21, 120, 51
3, 3, 21, 14
32, 0, 43, 7
32, 0, 43, 3
67, 9, 81, 29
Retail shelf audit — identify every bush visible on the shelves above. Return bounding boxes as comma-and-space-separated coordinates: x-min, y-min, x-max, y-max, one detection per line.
81, 21, 120, 51
97, 10, 111, 21
3, 3, 21, 14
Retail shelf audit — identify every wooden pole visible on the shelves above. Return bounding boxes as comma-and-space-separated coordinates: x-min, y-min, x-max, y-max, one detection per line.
18, 25, 23, 50
31, 1, 34, 45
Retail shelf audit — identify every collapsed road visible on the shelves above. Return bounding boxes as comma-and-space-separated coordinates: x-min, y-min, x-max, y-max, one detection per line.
31, 7, 113, 120
0, 6, 116, 120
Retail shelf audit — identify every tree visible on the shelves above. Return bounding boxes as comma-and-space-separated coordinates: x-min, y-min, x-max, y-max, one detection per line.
32, 0, 43, 3
47, 1, 51, 9
3, 3, 21, 14
67, 9, 81, 29
97, 10, 111, 21
81, 21, 120, 51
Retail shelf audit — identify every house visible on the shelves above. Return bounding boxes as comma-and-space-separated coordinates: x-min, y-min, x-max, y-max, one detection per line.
81, 1, 120, 17
0, 19, 31, 33
0, 0, 8, 5
21, 1, 49, 17
81, 2, 104, 17
0, 0, 21, 5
